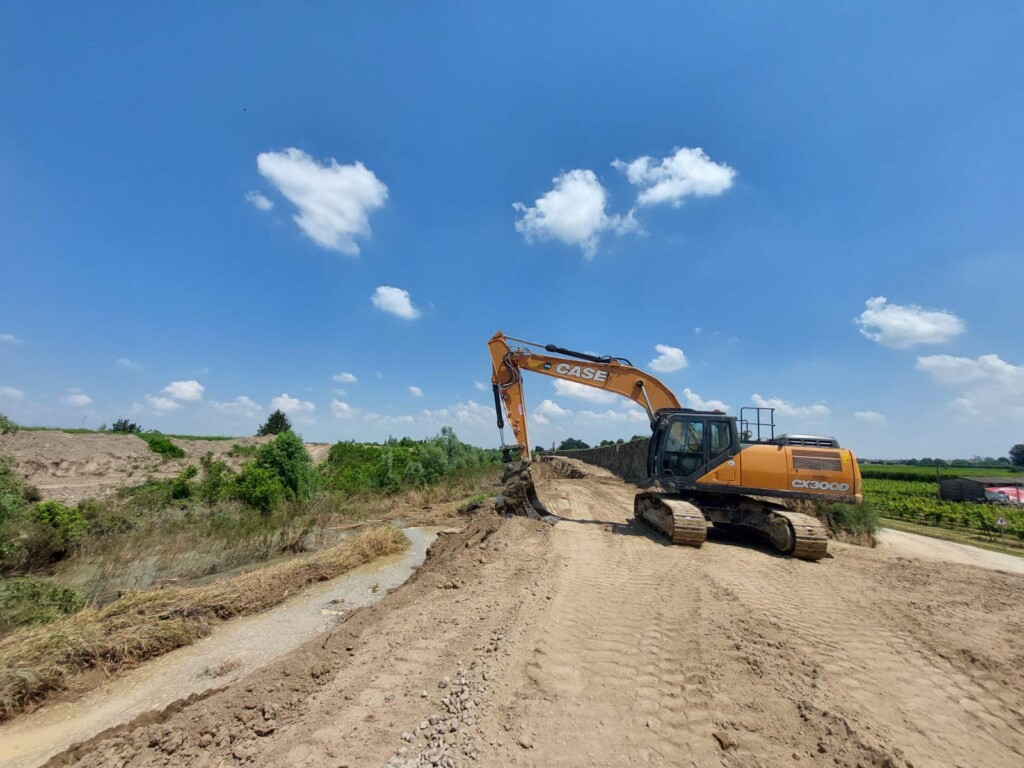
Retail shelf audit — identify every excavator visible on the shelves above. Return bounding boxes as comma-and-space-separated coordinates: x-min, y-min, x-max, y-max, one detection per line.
488, 331, 862, 561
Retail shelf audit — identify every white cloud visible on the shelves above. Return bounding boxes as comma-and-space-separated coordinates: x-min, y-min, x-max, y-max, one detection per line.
854, 410, 887, 426
0, 333, 22, 346
409, 386, 423, 398
146, 395, 180, 412
751, 394, 830, 419
474, 381, 488, 392
536, 399, 570, 418
647, 344, 688, 373
212, 396, 262, 419
0, 385, 25, 400
256, 148, 388, 255
552, 379, 618, 404
917, 353, 1024, 419
331, 400, 358, 419
333, 388, 348, 397
375, 372, 385, 380
681, 388, 729, 412
245, 190, 274, 212
65, 391, 93, 407
116, 358, 142, 370
162, 380, 205, 402
855, 296, 964, 349
270, 393, 316, 414
333, 372, 358, 383
613, 147, 736, 207
513, 169, 637, 258
372, 286, 421, 319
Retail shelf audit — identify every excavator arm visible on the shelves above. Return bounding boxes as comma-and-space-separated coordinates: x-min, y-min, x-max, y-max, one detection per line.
488, 331, 681, 462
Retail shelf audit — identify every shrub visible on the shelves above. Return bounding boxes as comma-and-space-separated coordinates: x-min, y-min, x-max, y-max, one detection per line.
0, 457, 27, 525
111, 418, 142, 434
139, 431, 185, 459
32, 501, 89, 551
233, 464, 284, 514
227, 443, 259, 458
255, 430, 319, 501
0, 413, 17, 435
816, 501, 879, 544
0, 578, 85, 633
257, 410, 292, 437
197, 453, 235, 504
170, 465, 198, 500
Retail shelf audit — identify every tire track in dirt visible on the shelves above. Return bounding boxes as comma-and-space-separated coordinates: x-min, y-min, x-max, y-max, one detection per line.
482, 466, 1023, 767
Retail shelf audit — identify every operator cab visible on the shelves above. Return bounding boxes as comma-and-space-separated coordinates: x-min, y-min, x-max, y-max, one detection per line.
648, 409, 740, 484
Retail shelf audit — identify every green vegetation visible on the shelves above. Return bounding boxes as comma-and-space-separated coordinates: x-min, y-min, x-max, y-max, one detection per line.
1011, 444, 1024, 467
257, 409, 293, 436
861, 464, 1021, 482
227, 442, 260, 458
0, 412, 17, 435
865, 476, 1024, 546
0, 577, 85, 633
814, 501, 879, 545
137, 431, 185, 458
111, 418, 142, 434
321, 427, 501, 494
0, 526, 407, 720
557, 437, 590, 451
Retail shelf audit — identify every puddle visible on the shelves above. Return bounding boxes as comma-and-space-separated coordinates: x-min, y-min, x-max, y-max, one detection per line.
0, 527, 442, 768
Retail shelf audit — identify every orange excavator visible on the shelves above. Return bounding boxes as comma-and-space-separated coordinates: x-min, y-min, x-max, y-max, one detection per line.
488, 331, 862, 561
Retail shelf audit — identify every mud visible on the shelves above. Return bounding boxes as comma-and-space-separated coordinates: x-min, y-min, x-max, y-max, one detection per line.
21, 470, 1024, 767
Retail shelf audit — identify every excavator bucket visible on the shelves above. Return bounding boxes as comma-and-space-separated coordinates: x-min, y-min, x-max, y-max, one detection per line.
495, 461, 559, 522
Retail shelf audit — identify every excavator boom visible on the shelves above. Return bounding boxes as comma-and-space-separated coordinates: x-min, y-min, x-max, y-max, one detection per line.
488, 331, 680, 461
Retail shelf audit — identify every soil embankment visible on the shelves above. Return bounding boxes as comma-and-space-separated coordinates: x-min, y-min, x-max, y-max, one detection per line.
0, 432, 284, 504
22, 460, 1024, 767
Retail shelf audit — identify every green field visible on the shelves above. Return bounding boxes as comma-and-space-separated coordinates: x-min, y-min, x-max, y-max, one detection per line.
863, 475, 1024, 548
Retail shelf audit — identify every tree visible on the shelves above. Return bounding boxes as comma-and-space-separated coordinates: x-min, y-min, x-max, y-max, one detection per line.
111, 418, 142, 434
1010, 444, 1024, 467
255, 430, 319, 501
558, 437, 590, 451
257, 409, 292, 436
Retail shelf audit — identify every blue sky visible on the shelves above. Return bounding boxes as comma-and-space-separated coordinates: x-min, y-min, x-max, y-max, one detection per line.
1, 2, 1021, 458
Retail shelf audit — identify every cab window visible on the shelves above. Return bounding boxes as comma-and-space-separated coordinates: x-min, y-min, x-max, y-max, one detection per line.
709, 421, 732, 459
663, 418, 705, 477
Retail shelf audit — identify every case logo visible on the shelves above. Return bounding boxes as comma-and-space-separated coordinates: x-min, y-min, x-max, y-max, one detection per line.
554, 363, 609, 383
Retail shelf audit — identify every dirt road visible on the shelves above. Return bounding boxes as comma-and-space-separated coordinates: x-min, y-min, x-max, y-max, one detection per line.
42, 461, 1024, 767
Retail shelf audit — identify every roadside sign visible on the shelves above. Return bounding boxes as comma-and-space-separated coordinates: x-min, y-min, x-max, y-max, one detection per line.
996, 517, 1008, 527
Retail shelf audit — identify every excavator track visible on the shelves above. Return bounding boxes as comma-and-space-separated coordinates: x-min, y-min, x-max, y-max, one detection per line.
634, 492, 708, 547
766, 509, 829, 561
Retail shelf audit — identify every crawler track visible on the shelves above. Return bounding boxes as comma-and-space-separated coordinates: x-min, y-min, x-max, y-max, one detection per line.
634, 492, 708, 546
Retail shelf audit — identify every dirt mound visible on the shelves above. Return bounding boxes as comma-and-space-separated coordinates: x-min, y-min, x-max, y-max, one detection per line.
0, 433, 312, 504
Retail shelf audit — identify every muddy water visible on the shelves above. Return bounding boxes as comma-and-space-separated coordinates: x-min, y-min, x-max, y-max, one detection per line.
0, 527, 441, 768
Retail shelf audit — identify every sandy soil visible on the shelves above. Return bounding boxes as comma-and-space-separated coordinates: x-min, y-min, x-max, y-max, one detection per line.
35, 461, 1024, 767
877, 528, 1024, 575
0, 432, 310, 503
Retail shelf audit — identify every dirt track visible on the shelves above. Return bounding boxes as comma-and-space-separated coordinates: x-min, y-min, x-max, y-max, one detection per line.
41, 460, 1024, 767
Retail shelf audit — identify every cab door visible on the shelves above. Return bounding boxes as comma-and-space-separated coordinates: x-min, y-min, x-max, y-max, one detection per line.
657, 415, 709, 482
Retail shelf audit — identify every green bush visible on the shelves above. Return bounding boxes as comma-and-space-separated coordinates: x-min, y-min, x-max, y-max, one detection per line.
233, 464, 284, 514
0, 412, 17, 435
111, 418, 142, 434
0, 577, 85, 633
227, 443, 259, 458
170, 465, 198, 500
33, 501, 89, 550
816, 501, 879, 541
0, 457, 27, 525
321, 428, 501, 495
139, 431, 185, 458
255, 430, 319, 501
257, 409, 292, 436
197, 454, 235, 504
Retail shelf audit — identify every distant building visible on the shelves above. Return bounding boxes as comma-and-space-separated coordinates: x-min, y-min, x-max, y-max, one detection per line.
939, 477, 1024, 505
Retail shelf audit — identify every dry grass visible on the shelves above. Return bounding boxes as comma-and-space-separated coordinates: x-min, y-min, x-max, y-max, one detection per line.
0, 526, 407, 720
